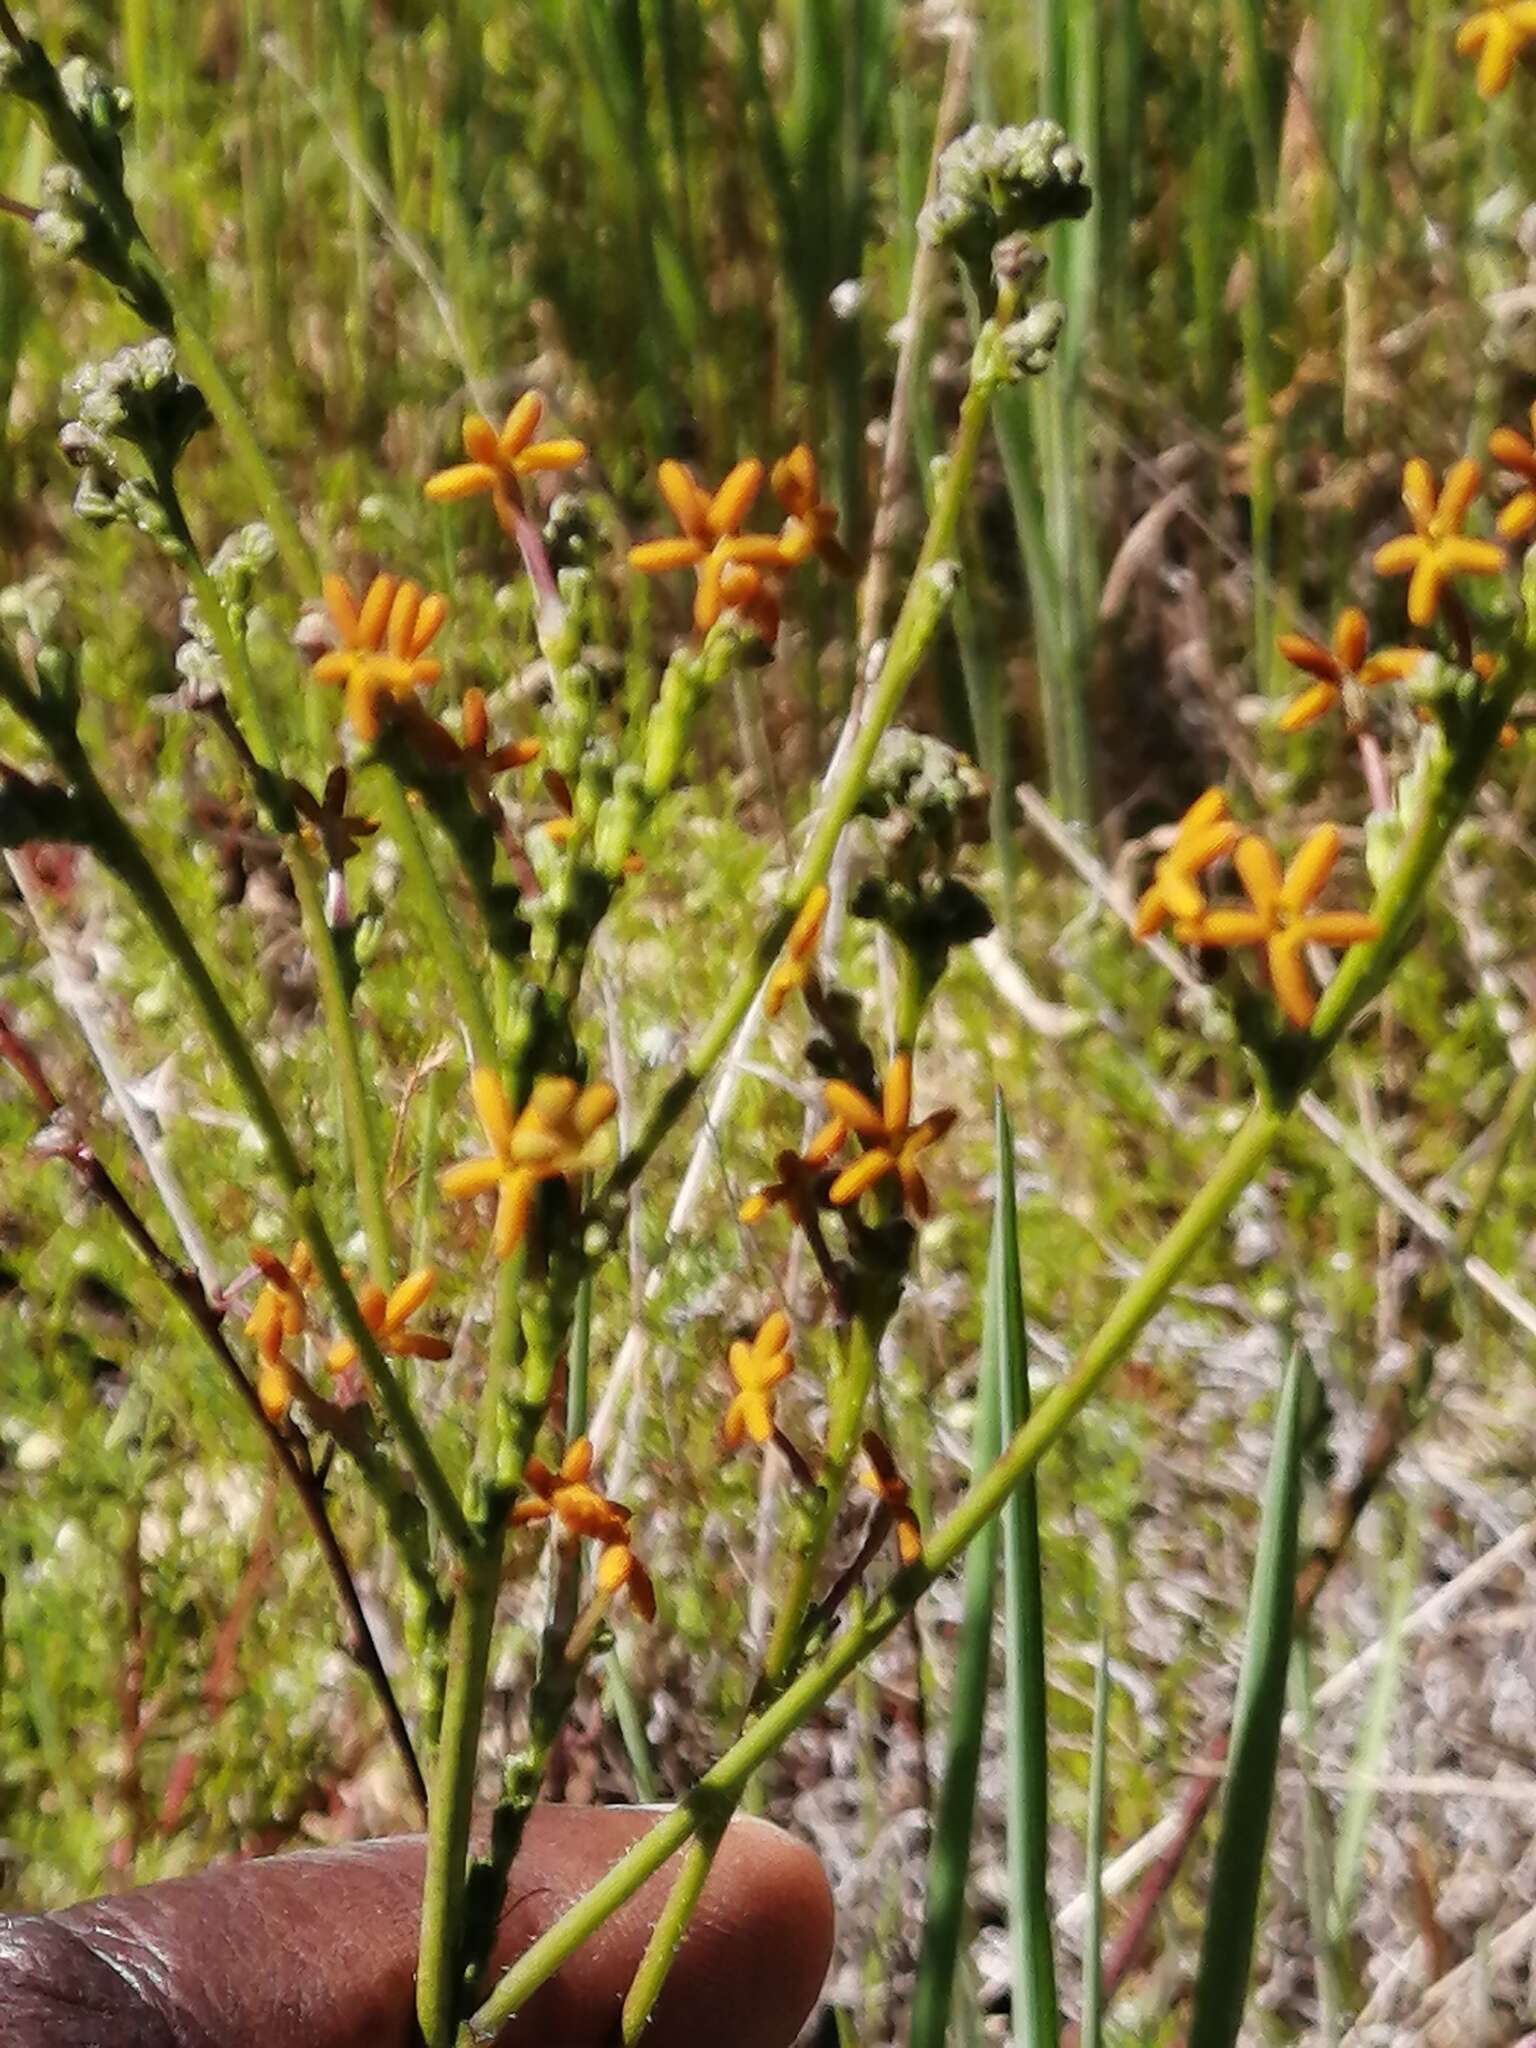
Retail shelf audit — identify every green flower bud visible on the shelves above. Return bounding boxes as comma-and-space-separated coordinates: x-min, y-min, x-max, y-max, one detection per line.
1000, 301, 1066, 378
57, 57, 133, 184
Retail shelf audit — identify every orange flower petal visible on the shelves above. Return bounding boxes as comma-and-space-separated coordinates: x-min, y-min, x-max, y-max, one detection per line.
1280, 823, 1341, 913
1267, 931, 1316, 1030
1278, 681, 1339, 733
1234, 835, 1283, 918
425, 463, 497, 503
707, 458, 765, 538
498, 392, 544, 460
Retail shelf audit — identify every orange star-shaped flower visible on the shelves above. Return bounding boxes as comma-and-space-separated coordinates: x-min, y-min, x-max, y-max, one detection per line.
739, 1122, 847, 1228
628, 457, 787, 634
1490, 403, 1536, 542
723, 1310, 794, 1451
1276, 609, 1425, 733
511, 1436, 632, 1546
424, 392, 586, 535
764, 886, 830, 1017
771, 445, 855, 576
1373, 458, 1506, 628
440, 1067, 618, 1260
1456, 3, 1536, 95
860, 1431, 922, 1566
312, 573, 449, 741
325, 1266, 452, 1376
1185, 825, 1380, 1029
1132, 789, 1241, 938
817, 1052, 956, 1219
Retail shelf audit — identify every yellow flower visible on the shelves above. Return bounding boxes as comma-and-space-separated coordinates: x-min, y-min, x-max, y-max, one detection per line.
245, 1241, 315, 1362
424, 392, 587, 534
1275, 610, 1424, 734
1185, 826, 1380, 1030
511, 1436, 632, 1546
860, 1430, 922, 1567
439, 1067, 618, 1261
1132, 789, 1241, 938
628, 457, 787, 635
1373, 458, 1506, 627
325, 1266, 451, 1375
312, 573, 449, 741
764, 886, 830, 1018
1456, 3, 1536, 95
817, 1052, 957, 1219
723, 1310, 793, 1451
771, 445, 855, 576
739, 1124, 848, 1227
1490, 404, 1536, 541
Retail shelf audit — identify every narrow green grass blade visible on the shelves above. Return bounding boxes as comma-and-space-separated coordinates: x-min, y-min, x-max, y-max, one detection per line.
994, 1096, 1059, 2048
1328, 1516, 1418, 1943
1186, 1345, 1310, 2048
1080, 1631, 1112, 2048
604, 1645, 661, 1803
1292, 1641, 1344, 2048
907, 1098, 1009, 2048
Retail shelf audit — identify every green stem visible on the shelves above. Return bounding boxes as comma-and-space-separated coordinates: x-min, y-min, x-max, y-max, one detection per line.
621, 1308, 885, 2042
763, 1311, 880, 1681
374, 774, 497, 1066
462, 659, 1524, 2043
181, 550, 393, 1284
417, 1543, 503, 2048
158, 296, 318, 594
1456, 1050, 1536, 1254
602, 309, 1014, 1209
69, 755, 471, 1554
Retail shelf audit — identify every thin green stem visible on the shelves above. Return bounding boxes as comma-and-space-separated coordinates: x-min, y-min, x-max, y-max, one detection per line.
601, 307, 1015, 1209
620, 1308, 884, 2040
157, 294, 318, 594
1456, 1050, 1536, 1253
180, 549, 393, 1284
417, 1544, 504, 2048
374, 774, 497, 1066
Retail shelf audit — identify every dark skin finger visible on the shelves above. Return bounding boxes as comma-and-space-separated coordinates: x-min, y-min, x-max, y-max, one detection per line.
0, 1804, 835, 2048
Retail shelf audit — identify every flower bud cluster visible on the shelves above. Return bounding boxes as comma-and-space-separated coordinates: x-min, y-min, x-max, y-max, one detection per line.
5, 43, 173, 329
920, 118, 1091, 329
853, 731, 992, 989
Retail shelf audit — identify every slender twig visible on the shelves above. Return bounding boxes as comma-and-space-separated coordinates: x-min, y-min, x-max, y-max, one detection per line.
0, 1005, 427, 1813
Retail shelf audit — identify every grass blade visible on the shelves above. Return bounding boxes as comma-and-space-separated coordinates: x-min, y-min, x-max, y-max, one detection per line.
907, 1098, 1009, 2048
1328, 1516, 1418, 1942
1080, 1630, 1112, 2048
1186, 1344, 1309, 2048
994, 1094, 1059, 2048
1292, 1641, 1344, 2047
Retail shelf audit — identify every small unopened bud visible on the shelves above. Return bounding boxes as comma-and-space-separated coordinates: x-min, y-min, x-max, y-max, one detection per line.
1000, 301, 1066, 378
